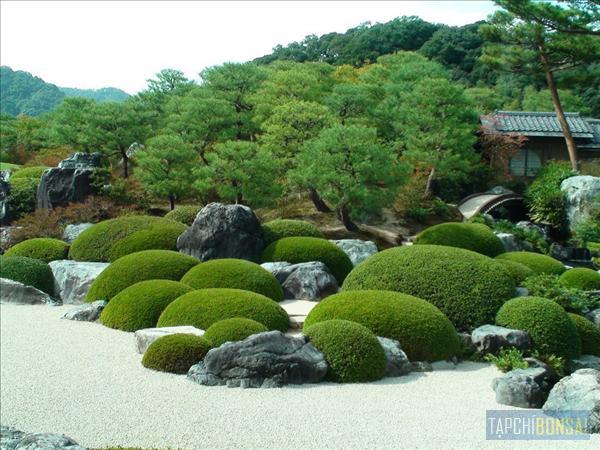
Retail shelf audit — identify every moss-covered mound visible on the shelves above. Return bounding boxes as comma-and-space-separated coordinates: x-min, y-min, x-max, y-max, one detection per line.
261, 237, 353, 283
203, 318, 268, 347
157, 288, 289, 332
11, 166, 48, 180
305, 319, 386, 383
494, 259, 535, 285
569, 313, 600, 356
559, 268, 600, 291
342, 245, 515, 331
164, 206, 201, 226
0, 255, 54, 294
141, 333, 212, 374
414, 222, 505, 257
86, 250, 199, 302
262, 219, 324, 245
304, 290, 460, 361
495, 251, 565, 276
107, 221, 187, 262
99, 280, 194, 331
68, 215, 185, 262
496, 296, 580, 359
4, 238, 69, 263
180, 259, 283, 302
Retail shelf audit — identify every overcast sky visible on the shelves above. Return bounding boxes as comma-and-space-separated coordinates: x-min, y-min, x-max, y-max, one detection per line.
1, 1, 498, 94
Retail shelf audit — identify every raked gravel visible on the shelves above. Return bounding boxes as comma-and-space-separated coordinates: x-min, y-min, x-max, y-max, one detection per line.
1, 304, 598, 450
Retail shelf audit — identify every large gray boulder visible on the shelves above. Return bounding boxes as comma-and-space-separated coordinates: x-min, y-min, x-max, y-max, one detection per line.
0, 278, 53, 304
135, 326, 205, 354
378, 337, 411, 377
0, 426, 85, 450
187, 331, 328, 388
561, 175, 600, 232
62, 300, 107, 322
543, 369, 600, 433
280, 262, 338, 301
177, 203, 264, 262
330, 239, 378, 266
471, 325, 530, 355
493, 367, 555, 408
0, 173, 9, 222
49, 260, 109, 304
62, 223, 93, 244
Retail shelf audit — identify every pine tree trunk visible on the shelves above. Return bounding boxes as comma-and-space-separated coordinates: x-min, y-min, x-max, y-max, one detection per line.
424, 166, 436, 197
337, 205, 359, 232
308, 187, 332, 213
122, 151, 129, 178
169, 196, 175, 210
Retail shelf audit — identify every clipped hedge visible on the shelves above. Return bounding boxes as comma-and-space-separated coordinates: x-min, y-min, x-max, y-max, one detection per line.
559, 268, 600, 291
496, 296, 580, 359
0, 255, 54, 294
495, 251, 565, 276
164, 206, 201, 226
414, 222, 505, 257
99, 280, 194, 331
107, 221, 187, 262
157, 288, 289, 332
141, 333, 212, 374
494, 259, 535, 285
86, 250, 199, 302
304, 290, 460, 361
305, 319, 386, 383
203, 318, 268, 347
4, 238, 69, 263
180, 258, 283, 302
261, 237, 353, 283
262, 219, 324, 245
342, 245, 515, 331
569, 313, 600, 356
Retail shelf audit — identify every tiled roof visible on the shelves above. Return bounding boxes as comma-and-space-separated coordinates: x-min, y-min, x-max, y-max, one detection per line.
481, 111, 595, 138
579, 118, 600, 149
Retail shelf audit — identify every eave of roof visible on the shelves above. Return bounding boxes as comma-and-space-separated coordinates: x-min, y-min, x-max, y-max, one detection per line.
481, 111, 595, 139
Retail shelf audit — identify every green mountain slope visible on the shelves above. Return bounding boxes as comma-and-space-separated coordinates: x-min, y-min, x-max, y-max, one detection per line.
60, 86, 129, 103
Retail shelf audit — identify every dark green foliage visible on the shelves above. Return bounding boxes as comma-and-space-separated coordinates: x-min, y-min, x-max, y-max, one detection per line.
4, 238, 69, 263
522, 274, 600, 315
559, 268, 600, 291
494, 259, 535, 285
484, 348, 528, 372
180, 259, 283, 302
414, 222, 505, 257
141, 333, 212, 374
496, 296, 581, 359
203, 318, 268, 347
569, 313, 600, 357
0, 66, 64, 116
304, 290, 460, 362
261, 237, 353, 283
99, 280, 193, 331
495, 251, 565, 275
5, 177, 38, 220
342, 245, 515, 331
10, 166, 48, 180
157, 288, 289, 332
0, 255, 54, 294
107, 221, 187, 262
164, 206, 201, 226
261, 219, 324, 245
86, 250, 199, 301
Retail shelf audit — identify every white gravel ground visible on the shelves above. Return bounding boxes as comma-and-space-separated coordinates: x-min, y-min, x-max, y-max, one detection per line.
1, 304, 598, 450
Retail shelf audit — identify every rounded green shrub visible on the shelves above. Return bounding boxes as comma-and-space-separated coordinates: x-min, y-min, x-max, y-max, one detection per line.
107, 222, 187, 262
86, 250, 199, 301
99, 280, 194, 331
495, 259, 535, 285
304, 290, 460, 361
495, 251, 565, 275
0, 255, 54, 294
6, 177, 37, 220
141, 333, 212, 374
496, 296, 580, 359
180, 259, 283, 302
262, 219, 324, 245
559, 268, 600, 291
11, 166, 48, 180
569, 313, 600, 356
342, 245, 515, 331
157, 288, 289, 332
4, 238, 69, 263
68, 215, 185, 262
164, 206, 201, 226
261, 237, 353, 283
304, 319, 386, 383
414, 222, 505, 257
203, 318, 268, 347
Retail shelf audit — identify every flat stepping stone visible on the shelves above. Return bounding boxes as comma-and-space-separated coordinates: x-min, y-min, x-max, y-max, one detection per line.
280, 299, 317, 317
134, 326, 205, 354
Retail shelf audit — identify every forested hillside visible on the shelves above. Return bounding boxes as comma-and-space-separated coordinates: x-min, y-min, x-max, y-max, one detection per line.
60, 87, 129, 103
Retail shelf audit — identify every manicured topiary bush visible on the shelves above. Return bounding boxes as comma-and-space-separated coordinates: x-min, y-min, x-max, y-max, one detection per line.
261, 237, 353, 283
414, 222, 505, 257
141, 334, 212, 374
262, 219, 324, 245
569, 313, 600, 356
559, 268, 600, 291
0, 255, 54, 294
157, 288, 289, 332
180, 259, 283, 302
495, 251, 565, 276
99, 280, 193, 331
4, 238, 69, 263
86, 250, 199, 302
304, 290, 460, 361
342, 245, 515, 331
494, 259, 535, 285
10, 166, 48, 180
164, 206, 201, 226
304, 319, 386, 383
203, 318, 268, 347
496, 296, 580, 359
107, 221, 187, 262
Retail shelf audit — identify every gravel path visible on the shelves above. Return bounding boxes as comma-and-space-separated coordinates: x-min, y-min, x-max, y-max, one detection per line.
1, 304, 598, 450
